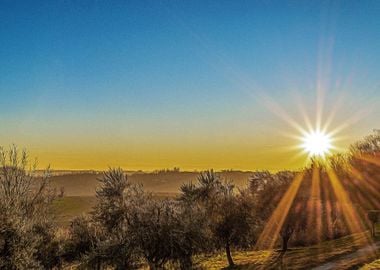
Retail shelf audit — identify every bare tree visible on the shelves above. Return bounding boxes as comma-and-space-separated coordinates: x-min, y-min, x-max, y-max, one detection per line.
0, 145, 58, 269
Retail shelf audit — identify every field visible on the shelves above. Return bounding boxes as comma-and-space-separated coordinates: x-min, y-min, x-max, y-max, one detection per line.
51, 196, 97, 226
48, 170, 253, 196
52, 193, 177, 226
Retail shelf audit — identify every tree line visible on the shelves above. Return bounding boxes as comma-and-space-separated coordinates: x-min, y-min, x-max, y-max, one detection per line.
0, 131, 380, 269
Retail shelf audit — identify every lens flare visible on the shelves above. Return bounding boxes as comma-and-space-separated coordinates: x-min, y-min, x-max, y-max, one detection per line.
301, 130, 332, 157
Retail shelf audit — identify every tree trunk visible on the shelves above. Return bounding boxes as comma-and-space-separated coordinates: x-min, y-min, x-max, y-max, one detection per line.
225, 242, 234, 267
282, 236, 289, 252
148, 262, 157, 270
372, 223, 376, 237
180, 256, 193, 270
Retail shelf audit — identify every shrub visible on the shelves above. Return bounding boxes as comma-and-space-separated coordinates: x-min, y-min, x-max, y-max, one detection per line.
0, 146, 58, 269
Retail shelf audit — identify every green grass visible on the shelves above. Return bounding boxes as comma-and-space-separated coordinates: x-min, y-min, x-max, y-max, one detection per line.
197, 232, 379, 270
51, 193, 176, 227
51, 196, 96, 226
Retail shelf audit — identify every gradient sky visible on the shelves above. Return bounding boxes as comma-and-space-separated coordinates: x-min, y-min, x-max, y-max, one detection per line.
1, 1, 379, 171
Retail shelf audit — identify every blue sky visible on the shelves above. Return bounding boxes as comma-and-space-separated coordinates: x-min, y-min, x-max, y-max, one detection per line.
0, 1, 379, 170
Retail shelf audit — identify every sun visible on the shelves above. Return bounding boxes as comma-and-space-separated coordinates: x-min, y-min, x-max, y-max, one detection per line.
301, 130, 332, 157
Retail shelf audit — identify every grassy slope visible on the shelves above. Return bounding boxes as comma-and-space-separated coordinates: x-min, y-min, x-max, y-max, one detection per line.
198, 232, 379, 270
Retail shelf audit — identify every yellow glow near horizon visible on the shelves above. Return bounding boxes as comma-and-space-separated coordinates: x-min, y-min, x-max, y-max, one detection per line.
301, 130, 332, 157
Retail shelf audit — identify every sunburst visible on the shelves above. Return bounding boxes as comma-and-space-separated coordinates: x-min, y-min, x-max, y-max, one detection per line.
301, 130, 333, 158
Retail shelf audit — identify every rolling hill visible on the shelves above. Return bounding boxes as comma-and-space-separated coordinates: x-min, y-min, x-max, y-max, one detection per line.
48, 170, 255, 196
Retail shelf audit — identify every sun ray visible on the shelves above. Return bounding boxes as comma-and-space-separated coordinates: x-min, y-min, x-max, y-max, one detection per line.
326, 169, 374, 248
255, 172, 305, 250
349, 166, 380, 209
321, 93, 345, 133
307, 165, 322, 243
356, 154, 380, 167
328, 107, 373, 137
326, 169, 361, 233
350, 166, 380, 199
324, 195, 334, 239
261, 95, 308, 135
293, 92, 314, 133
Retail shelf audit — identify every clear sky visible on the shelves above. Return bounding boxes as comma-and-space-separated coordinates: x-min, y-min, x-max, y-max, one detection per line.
1, 1, 379, 171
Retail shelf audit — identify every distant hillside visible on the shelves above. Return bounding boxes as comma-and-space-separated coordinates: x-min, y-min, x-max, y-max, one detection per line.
49, 170, 254, 196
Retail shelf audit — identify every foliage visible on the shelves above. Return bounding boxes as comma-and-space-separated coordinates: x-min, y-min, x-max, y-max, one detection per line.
87, 168, 137, 269
63, 215, 99, 263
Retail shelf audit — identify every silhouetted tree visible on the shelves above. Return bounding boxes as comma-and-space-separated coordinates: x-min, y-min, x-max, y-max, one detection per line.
90, 168, 137, 269
250, 171, 294, 222
212, 187, 254, 266
180, 170, 255, 267
279, 202, 307, 252
368, 210, 379, 237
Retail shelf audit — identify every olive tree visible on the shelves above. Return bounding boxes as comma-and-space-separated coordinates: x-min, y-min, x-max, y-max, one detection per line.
368, 210, 380, 237
180, 170, 255, 267
91, 168, 137, 269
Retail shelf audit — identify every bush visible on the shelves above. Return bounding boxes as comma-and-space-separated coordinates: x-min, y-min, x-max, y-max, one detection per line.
0, 146, 59, 269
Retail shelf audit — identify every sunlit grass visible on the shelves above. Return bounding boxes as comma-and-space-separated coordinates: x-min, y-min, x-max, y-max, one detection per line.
361, 260, 380, 270
197, 232, 378, 270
